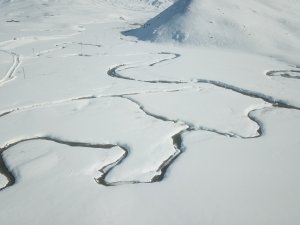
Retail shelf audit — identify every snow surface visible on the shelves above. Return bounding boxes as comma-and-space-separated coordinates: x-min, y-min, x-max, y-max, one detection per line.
124, 0, 300, 64
0, 0, 300, 224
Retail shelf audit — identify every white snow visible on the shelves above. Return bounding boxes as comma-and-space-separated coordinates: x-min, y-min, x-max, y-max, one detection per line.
124, 0, 300, 64
131, 87, 266, 137
1, 108, 299, 225
0, 97, 184, 183
0, 0, 299, 224
3, 140, 124, 184
0, 174, 8, 188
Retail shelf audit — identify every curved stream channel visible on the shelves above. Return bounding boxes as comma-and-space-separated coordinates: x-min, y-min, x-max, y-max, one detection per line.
0, 50, 299, 191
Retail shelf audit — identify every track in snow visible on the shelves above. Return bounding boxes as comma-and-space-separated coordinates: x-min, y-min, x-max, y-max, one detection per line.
0, 50, 21, 86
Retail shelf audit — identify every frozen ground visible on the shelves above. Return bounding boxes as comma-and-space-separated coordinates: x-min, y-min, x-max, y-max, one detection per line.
0, 0, 300, 224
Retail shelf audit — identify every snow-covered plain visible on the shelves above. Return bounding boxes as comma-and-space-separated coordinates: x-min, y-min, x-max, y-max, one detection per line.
0, 0, 300, 224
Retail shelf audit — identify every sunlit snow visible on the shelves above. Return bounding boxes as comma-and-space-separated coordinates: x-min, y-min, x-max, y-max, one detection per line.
0, 0, 300, 224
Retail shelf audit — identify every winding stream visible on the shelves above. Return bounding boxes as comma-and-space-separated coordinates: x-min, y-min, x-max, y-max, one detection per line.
0, 49, 299, 190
